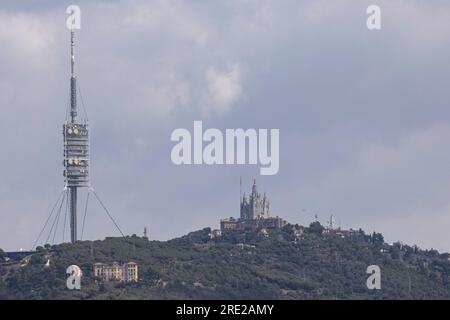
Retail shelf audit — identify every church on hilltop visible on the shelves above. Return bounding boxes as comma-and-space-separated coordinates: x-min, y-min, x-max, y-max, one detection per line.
220, 179, 287, 232
240, 179, 271, 220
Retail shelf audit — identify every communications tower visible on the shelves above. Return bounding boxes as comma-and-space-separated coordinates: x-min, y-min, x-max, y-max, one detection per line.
63, 30, 89, 243
31, 20, 126, 251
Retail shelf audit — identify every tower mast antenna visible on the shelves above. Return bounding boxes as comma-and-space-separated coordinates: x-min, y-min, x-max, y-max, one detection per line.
70, 30, 77, 122
69, 29, 77, 243
64, 27, 89, 244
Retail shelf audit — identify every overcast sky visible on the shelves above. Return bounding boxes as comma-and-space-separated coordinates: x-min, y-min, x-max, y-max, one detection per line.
1, 0, 450, 252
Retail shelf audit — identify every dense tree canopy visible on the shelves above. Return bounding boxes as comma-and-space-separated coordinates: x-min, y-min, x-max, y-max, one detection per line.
1, 225, 450, 299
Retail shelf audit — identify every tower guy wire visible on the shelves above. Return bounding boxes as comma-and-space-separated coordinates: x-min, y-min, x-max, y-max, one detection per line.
46, 189, 67, 245
80, 191, 90, 240
62, 191, 69, 242
90, 188, 125, 238
31, 189, 66, 250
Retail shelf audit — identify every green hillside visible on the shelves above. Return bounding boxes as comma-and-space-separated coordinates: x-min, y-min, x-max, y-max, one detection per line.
1, 223, 450, 299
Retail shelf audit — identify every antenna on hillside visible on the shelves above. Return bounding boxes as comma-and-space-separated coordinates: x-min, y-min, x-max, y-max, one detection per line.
31, 7, 126, 250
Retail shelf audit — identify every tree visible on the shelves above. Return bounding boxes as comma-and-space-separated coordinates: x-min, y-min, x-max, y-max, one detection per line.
0, 248, 5, 259
308, 221, 324, 235
371, 232, 384, 245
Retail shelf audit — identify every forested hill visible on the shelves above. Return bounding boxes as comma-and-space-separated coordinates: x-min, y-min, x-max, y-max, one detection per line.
1, 223, 450, 299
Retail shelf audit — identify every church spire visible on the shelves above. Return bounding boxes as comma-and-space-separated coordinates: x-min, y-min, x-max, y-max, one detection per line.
252, 178, 257, 195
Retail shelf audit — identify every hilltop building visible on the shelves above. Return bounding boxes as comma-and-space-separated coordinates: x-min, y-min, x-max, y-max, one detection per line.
93, 261, 138, 282
240, 179, 271, 220
220, 179, 287, 232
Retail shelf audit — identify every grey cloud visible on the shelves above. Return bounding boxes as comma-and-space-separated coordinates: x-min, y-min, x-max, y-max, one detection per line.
0, 1, 450, 252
